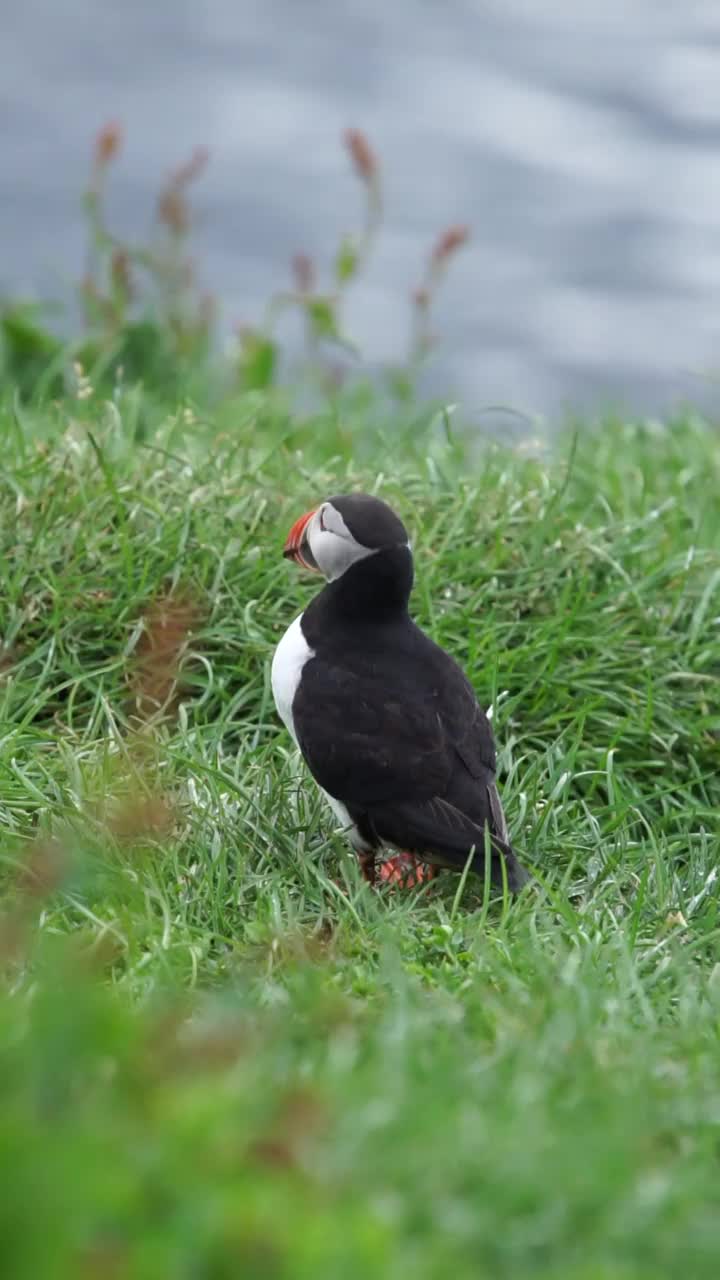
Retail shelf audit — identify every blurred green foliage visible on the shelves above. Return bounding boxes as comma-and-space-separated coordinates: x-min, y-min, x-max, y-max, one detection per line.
0, 123, 469, 408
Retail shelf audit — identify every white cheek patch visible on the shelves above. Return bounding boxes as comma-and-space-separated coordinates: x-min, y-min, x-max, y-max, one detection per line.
321, 504, 355, 540
307, 506, 378, 581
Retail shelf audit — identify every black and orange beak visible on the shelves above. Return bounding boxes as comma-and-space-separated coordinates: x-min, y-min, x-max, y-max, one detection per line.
283, 508, 319, 570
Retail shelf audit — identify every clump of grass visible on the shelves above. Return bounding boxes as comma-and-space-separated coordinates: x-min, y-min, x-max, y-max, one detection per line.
0, 397, 719, 1276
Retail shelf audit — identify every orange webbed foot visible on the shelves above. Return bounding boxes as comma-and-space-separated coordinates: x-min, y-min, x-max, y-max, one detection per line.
378, 853, 437, 890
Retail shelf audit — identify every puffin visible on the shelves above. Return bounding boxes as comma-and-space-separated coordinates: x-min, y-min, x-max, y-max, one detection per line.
271, 493, 529, 892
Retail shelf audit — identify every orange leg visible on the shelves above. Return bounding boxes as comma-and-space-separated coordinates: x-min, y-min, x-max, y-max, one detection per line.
378, 852, 438, 889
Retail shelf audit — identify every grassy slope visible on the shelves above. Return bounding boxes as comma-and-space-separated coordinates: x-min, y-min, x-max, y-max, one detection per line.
1, 391, 719, 1278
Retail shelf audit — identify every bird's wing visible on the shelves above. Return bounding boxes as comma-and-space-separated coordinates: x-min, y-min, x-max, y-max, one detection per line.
437, 662, 497, 778
292, 658, 521, 881
367, 789, 511, 868
366, 788, 527, 889
292, 661, 450, 809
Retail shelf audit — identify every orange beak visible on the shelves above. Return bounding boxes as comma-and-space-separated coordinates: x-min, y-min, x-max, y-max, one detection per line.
283, 508, 318, 570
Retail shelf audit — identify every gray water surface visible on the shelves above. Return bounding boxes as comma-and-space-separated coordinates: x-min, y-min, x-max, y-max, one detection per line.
4, 1, 720, 422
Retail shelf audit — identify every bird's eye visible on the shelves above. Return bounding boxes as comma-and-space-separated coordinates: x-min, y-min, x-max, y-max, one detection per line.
319, 508, 327, 531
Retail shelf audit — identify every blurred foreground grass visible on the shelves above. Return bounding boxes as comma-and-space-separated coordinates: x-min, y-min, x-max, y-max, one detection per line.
1, 390, 719, 1277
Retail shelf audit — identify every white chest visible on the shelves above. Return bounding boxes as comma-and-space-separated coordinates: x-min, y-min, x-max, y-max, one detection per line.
270, 612, 368, 853
271, 613, 313, 743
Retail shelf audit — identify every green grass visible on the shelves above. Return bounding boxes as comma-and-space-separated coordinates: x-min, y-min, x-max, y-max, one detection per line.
1, 389, 719, 1278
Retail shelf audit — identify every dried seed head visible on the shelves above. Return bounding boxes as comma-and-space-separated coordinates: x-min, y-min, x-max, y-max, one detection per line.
108, 794, 175, 841
110, 248, 133, 298
157, 146, 210, 234
16, 839, 68, 899
94, 120, 123, 167
292, 252, 315, 294
158, 188, 188, 234
171, 145, 210, 190
131, 592, 202, 719
431, 224, 470, 264
72, 360, 94, 401
343, 128, 377, 182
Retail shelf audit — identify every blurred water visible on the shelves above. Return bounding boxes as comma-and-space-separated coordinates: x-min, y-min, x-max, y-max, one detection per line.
4, 0, 720, 422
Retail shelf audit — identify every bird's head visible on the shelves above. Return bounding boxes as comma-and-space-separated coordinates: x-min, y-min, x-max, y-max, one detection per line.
283, 493, 410, 583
